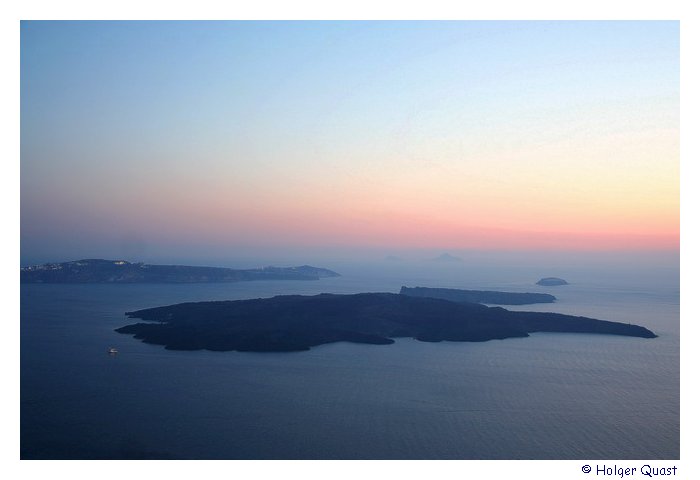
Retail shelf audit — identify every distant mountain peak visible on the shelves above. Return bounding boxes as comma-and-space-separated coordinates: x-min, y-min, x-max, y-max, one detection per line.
431, 253, 463, 262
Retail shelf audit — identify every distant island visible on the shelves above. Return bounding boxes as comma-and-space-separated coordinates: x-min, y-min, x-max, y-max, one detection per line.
400, 286, 556, 305
536, 277, 569, 286
431, 253, 463, 262
20, 259, 340, 284
117, 292, 656, 352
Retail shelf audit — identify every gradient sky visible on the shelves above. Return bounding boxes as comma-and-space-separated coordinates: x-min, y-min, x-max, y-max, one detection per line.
20, 21, 679, 264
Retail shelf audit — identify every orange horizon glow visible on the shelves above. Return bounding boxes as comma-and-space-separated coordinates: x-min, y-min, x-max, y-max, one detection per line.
21, 22, 679, 258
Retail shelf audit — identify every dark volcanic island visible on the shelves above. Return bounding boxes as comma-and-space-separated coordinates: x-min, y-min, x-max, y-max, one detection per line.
117, 293, 656, 352
400, 286, 556, 305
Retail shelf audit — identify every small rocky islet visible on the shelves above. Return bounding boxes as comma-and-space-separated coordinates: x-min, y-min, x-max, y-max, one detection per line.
536, 277, 569, 286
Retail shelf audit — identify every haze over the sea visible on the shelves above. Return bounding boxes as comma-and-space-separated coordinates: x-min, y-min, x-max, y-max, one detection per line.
20, 21, 679, 265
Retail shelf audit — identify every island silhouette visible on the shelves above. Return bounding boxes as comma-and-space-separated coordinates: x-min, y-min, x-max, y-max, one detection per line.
536, 277, 569, 286
400, 286, 556, 305
117, 292, 656, 352
20, 259, 340, 283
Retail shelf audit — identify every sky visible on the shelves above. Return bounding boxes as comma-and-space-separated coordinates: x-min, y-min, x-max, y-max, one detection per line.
20, 21, 679, 265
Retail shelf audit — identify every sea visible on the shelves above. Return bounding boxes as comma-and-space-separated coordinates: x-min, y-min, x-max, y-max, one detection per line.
20, 258, 680, 459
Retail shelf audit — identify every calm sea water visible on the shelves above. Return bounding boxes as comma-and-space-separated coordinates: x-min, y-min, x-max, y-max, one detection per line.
20, 261, 679, 459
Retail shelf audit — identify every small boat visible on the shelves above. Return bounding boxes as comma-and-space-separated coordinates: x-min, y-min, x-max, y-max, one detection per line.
108, 347, 118, 354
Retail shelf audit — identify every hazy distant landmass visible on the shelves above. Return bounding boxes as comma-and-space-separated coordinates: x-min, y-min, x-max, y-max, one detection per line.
117, 293, 656, 352
431, 253, 463, 262
400, 286, 556, 305
536, 277, 569, 286
20, 259, 340, 284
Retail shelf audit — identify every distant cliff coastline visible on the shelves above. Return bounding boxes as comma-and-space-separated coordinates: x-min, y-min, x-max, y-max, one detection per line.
20, 259, 340, 284
400, 286, 556, 305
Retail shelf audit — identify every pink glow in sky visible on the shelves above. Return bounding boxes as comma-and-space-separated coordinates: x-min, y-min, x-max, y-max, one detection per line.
21, 21, 679, 262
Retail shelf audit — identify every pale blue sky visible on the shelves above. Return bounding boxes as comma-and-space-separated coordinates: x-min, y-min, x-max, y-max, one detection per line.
21, 21, 679, 264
